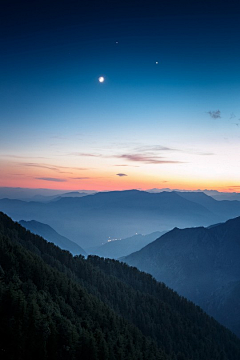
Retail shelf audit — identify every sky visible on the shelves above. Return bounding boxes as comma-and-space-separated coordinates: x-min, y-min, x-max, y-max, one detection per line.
1, 0, 240, 192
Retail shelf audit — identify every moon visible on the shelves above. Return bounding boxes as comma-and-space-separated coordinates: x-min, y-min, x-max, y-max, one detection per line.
98, 76, 105, 83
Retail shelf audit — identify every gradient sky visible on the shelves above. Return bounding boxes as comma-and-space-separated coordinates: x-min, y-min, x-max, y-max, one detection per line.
1, 0, 240, 192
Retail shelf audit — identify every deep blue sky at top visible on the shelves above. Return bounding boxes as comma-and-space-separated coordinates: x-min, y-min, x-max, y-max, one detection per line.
1, 1, 239, 108
0, 0, 240, 190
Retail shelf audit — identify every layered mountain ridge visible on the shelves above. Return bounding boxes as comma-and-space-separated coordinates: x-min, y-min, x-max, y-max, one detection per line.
1, 211, 240, 359
1, 190, 240, 248
19, 220, 86, 256
123, 216, 240, 336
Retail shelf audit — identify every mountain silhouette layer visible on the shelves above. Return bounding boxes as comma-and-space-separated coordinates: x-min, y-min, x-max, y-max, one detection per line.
1, 211, 240, 359
19, 219, 86, 256
123, 216, 240, 336
1, 190, 240, 247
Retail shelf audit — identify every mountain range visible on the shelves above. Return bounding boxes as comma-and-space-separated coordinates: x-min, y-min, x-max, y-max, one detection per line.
0, 187, 96, 202
123, 215, 240, 337
147, 188, 240, 201
1, 190, 240, 248
176, 191, 240, 218
1, 211, 240, 359
19, 220, 86, 256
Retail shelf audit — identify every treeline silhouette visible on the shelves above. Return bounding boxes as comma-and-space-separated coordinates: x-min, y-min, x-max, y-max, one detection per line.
0, 212, 240, 360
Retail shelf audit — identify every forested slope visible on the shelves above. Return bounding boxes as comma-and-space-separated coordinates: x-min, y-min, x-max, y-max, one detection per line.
123, 216, 240, 336
0, 213, 165, 360
1, 212, 240, 360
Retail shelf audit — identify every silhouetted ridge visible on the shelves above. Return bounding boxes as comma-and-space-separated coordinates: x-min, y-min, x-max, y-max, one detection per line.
19, 219, 86, 256
0, 212, 164, 360
1, 211, 240, 359
0, 190, 229, 248
123, 216, 240, 337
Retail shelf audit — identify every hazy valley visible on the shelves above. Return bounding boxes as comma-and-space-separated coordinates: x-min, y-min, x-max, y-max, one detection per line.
1, 190, 240, 249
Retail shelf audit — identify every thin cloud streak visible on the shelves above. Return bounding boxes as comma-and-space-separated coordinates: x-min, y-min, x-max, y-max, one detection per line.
116, 173, 128, 177
71, 177, 91, 180
24, 163, 59, 172
117, 154, 184, 164
69, 152, 101, 157
134, 145, 176, 152
35, 177, 67, 182
22, 162, 89, 173
68, 150, 184, 165
4, 155, 48, 159
136, 145, 215, 157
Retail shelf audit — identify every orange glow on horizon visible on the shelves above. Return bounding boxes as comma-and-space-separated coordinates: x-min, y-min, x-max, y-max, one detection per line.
0, 176, 239, 193
1, 158, 239, 193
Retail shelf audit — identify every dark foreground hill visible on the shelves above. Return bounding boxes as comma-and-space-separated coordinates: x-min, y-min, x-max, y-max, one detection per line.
1, 190, 240, 248
123, 216, 240, 337
1, 212, 240, 360
19, 220, 86, 256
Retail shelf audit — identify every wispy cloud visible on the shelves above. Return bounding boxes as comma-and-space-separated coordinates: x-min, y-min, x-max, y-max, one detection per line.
12, 173, 26, 176
4, 155, 48, 159
71, 177, 91, 180
134, 145, 214, 157
66, 144, 210, 167
25, 163, 61, 172
69, 145, 184, 165
69, 152, 101, 157
207, 110, 221, 119
117, 154, 184, 164
116, 173, 128, 177
35, 177, 67, 182
67, 144, 209, 166
22, 162, 88, 174
70, 149, 172, 166
134, 145, 176, 152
